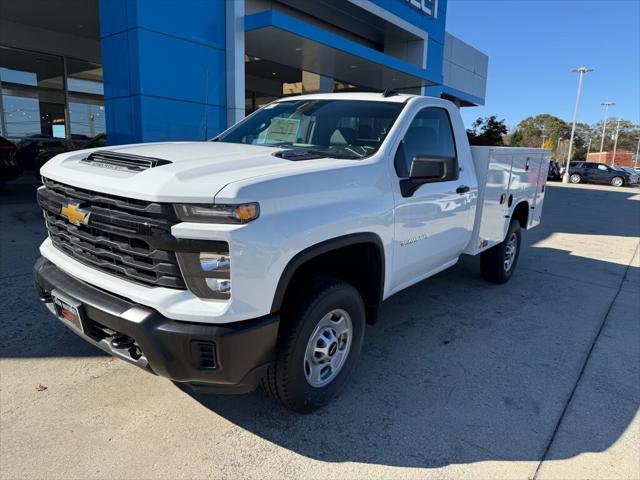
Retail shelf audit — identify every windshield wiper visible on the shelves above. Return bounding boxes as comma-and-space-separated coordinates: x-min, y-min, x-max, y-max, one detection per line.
274, 149, 329, 161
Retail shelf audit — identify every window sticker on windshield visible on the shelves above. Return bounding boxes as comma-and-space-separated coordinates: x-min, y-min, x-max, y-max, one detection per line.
266, 117, 300, 143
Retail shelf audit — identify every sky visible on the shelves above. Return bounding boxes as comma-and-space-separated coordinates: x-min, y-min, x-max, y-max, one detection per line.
445, 0, 640, 130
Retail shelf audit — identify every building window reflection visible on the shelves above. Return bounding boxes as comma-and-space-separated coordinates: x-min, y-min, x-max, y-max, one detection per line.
0, 46, 105, 144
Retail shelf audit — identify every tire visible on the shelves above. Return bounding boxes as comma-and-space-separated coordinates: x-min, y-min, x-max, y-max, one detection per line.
480, 220, 522, 284
262, 276, 365, 413
610, 176, 624, 187
569, 173, 582, 184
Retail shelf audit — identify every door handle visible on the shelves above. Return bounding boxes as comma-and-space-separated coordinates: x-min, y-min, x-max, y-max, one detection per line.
456, 185, 470, 194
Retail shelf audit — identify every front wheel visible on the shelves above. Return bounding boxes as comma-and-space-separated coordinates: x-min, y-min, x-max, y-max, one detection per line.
610, 176, 624, 187
569, 173, 582, 184
480, 220, 522, 284
262, 276, 365, 413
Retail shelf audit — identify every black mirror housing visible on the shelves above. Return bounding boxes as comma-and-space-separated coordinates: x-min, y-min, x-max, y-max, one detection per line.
400, 156, 451, 197
409, 156, 447, 180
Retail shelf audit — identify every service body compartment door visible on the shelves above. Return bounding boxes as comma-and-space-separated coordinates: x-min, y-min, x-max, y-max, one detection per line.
510, 152, 545, 228
477, 152, 513, 247
530, 152, 550, 227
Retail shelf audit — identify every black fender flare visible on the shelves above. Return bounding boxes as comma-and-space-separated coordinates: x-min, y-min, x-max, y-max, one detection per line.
270, 232, 386, 313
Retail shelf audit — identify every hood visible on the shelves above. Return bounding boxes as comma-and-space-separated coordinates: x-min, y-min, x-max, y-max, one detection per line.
40, 141, 342, 203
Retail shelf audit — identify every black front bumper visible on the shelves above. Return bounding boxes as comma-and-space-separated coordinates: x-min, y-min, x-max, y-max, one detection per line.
33, 257, 279, 394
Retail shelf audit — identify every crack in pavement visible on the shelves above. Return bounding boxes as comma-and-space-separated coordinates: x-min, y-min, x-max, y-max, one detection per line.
531, 240, 640, 479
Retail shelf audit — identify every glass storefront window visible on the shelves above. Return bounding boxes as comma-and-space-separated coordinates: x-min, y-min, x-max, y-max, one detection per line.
0, 47, 105, 143
66, 59, 105, 141
0, 46, 66, 139
68, 102, 105, 139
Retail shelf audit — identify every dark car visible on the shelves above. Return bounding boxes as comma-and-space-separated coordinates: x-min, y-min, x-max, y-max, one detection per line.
547, 160, 562, 181
0, 135, 21, 191
16, 136, 77, 173
568, 161, 632, 187
83, 133, 107, 149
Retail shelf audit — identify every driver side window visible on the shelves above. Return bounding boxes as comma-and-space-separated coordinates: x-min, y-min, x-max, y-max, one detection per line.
394, 107, 458, 180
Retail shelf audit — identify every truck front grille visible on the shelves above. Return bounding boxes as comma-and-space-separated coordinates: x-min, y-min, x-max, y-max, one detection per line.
38, 178, 187, 289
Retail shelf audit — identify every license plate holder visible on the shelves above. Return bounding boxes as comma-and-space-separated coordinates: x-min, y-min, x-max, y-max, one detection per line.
51, 290, 85, 333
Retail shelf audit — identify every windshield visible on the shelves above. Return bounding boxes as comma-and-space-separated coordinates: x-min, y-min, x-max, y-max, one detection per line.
215, 99, 405, 159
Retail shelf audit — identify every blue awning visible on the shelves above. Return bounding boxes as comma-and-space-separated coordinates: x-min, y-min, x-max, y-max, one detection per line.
245, 10, 436, 91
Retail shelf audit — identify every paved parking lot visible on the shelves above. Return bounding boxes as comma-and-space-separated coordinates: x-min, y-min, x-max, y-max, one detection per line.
1, 180, 639, 480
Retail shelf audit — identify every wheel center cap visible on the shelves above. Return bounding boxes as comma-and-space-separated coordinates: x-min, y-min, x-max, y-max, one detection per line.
328, 342, 338, 356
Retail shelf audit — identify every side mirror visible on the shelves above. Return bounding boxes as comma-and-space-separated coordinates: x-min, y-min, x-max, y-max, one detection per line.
409, 156, 447, 180
400, 156, 449, 197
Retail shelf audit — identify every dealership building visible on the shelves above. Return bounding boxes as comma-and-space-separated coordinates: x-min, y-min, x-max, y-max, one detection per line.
0, 0, 488, 145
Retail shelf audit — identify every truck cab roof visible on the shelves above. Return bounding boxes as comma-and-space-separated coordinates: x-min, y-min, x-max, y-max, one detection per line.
271, 91, 420, 104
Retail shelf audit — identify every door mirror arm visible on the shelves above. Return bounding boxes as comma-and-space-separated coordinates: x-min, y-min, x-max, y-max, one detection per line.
399, 156, 450, 198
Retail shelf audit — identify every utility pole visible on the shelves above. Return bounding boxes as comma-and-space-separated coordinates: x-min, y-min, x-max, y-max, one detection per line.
635, 137, 640, 169
611, 119, 621, 166
586, 137, 592, 159
599, 101, 615, 155
563, 67, 593, 183
541, 134, 547, 148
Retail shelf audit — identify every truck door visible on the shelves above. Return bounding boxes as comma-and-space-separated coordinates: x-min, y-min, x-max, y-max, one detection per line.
391, 106, 474, 290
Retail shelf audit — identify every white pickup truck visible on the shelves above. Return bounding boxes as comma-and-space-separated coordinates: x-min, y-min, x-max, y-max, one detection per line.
34, 92, 549, 412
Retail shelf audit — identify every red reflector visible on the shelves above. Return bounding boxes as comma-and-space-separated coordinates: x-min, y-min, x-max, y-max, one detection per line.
60, 308, 77, 322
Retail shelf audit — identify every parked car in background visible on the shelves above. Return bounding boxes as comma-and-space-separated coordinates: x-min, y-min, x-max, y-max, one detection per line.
16, 136, 77, 174
568, 161, 633, 187
616, 167, 639, 184
83, 133, 107, 149
0, 135, 20, 191
547, 161, 561, 181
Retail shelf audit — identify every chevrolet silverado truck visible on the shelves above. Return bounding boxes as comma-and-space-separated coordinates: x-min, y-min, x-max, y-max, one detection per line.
34, 92, 550, 412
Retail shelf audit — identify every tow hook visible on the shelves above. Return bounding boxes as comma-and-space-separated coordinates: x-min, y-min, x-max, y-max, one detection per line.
110, 335, 134, 349
110, 335, 142, 360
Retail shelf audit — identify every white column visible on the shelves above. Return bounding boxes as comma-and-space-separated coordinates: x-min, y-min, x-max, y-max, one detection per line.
225, 0, 245, 127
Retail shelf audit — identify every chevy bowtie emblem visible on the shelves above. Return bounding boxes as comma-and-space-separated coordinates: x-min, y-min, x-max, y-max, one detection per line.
60, 204, 90, 226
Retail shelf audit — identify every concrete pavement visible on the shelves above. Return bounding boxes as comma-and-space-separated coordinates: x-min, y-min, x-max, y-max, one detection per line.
1, 180, 638, 479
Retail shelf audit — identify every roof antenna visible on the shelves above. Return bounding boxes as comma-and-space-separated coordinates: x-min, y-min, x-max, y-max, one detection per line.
382, 88, 399, 98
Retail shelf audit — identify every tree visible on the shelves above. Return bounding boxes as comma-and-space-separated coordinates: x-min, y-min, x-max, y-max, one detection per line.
467, 116, 508, 146
541, 137, 554, 150
509, 114, 571, 150
588, 119, 640, 155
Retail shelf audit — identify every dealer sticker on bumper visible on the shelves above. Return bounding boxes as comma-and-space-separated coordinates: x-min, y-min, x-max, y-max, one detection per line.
51, 290, 84, 333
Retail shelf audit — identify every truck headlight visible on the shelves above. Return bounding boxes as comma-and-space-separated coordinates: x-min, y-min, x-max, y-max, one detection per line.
177, 249, 232, 299
174, 203, 259, 224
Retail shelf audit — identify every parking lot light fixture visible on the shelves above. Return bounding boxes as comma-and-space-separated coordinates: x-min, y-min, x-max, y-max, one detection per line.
599, 101, 615, 154
611, 119, 621, 166
563, 67, 593, 183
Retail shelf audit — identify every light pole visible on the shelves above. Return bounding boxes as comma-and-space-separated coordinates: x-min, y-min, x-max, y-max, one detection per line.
611, 119, 621, 166
563, 67, 593, 183
599, 101, 615, 155
586, 137, 592, 159
557, 136, 563, 156
541, 134, 548, 148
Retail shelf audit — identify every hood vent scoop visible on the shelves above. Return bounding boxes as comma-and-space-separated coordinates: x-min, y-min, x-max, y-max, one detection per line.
81, 151, 172, 172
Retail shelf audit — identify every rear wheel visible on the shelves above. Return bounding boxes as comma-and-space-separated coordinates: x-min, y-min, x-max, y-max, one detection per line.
569, 173, 582, 184
262, 276, 365, 413
610, 176, 624, 187
480, 220, 522, 284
